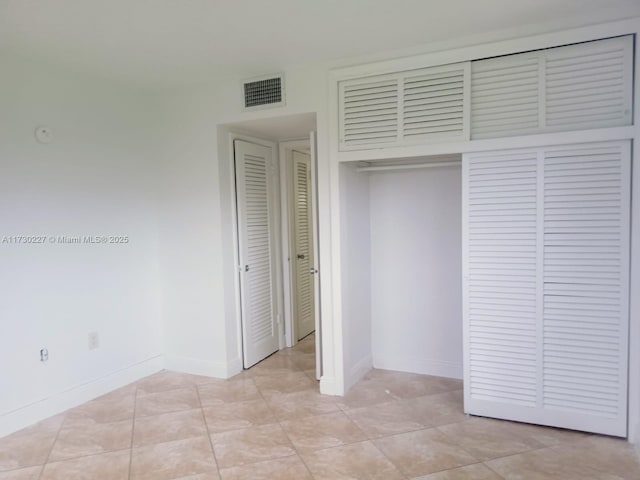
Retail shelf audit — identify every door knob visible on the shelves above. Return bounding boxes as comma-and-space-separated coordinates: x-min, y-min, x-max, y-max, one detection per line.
297, 254, 306, 259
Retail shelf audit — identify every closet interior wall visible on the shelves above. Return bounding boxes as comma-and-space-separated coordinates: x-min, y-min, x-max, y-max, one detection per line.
339, 158, 464, 388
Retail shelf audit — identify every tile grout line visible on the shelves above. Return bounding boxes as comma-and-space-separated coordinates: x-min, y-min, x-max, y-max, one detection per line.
255, 347, 321, 478
127, 385, 139, 480
196, 383, 223, 479
37, 411, 67, 480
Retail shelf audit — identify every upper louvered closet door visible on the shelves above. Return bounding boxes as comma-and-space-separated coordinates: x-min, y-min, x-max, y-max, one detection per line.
471, 53, 540, 139
470, 36, 633, 140
463, 140, 630, 437
338, 63, 470, 151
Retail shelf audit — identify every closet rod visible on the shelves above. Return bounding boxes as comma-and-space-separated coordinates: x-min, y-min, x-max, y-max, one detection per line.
356, 160, 461, 173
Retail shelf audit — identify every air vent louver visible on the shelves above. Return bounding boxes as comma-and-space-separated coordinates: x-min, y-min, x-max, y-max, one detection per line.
243, 75, 284, 109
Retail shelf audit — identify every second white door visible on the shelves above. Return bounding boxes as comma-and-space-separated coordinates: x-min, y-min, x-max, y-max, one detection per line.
292, 150, 315, 340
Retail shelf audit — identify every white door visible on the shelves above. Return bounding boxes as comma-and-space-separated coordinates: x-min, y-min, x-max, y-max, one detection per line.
235, 140, 279, 368
463, 141, 630, 436
292, 150, 315, 340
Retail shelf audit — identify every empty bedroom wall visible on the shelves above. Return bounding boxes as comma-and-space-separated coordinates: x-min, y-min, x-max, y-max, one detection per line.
0, 48, 165, 435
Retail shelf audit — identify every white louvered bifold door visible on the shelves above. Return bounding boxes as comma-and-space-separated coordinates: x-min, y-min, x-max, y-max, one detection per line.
292, 150, 315, 340
463, 140, 630, 436
235, 140, 279, 368
470, 36, 633, 140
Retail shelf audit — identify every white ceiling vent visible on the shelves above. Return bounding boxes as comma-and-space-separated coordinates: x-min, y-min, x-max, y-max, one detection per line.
242, 74, 285, 110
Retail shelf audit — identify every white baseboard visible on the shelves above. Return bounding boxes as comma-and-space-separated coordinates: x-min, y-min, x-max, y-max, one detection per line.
320, 375, 343, 396
0, 355, 163, 438
373, 355, 463, 379
164, 355, 241, 379
346, 354, 373, 391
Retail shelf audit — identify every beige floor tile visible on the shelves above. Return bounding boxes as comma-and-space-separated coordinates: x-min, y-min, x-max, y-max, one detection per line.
48, 419, 132, 462
219, 455, 312, 480
345, 399, 424, 438
265, 390, 339, 420
210, 423, 295, 468
198, 378, 261, 406
0, 415, 64, 471
63, 394, 135, 427
436, 417, 546, 461
253, 371, 316, 397
412, 463, 504, 480
92, 383, 138, 403
41, 449, 130, 480
374, 428, 478, 477
485, 445, 627, 480
280, 411, 366, 453
402, 390, 467, 427
366, 370, 463, 399
302, 440, 404, 480
335, 377, 399, 410
136, 371, 214, 396
290, 353, 316, 371
202, 399, 276, 433
0, 466, 42, 480
130, 436, 218, 480
133, 408, 207, 447
243, 355, 301, 377
135, 386, 200, 417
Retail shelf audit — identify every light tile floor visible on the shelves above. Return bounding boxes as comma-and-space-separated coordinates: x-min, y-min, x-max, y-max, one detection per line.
1, 334, 639, 479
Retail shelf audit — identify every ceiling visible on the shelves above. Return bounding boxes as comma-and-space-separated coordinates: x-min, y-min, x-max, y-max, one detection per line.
2, 0, 639, 88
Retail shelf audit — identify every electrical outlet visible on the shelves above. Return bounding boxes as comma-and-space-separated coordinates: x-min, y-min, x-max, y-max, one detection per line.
88, 332, 99, 350
40, 348, 48, 362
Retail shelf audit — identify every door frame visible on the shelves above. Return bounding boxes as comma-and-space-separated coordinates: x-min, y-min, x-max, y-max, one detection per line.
279, 138, 314, 348
228, 133, 284, 368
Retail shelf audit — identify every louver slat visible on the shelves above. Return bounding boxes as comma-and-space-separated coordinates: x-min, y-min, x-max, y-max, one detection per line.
402, 67, 466, 141
340, 79, 399, 147
465, 151, 539, 407
471, 56, 539, 139
470, 36, 632, 140
338, 63, 469, 150
545, 38, 632, 130
542, 144, 629, 429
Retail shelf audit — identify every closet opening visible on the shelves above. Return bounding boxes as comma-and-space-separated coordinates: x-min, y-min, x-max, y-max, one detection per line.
339, 154, 463, 388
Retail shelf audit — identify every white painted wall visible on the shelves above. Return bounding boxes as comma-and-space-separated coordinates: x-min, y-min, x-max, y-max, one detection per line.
369, 164, 463, 379
339, 164, 372, 389
155, 65, 333, 383
0, 49, 164, 436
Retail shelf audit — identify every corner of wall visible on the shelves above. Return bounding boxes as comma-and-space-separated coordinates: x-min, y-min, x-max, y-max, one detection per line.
345, 354, 373, 392
163, 355, 242, 379
0, 355, 163, 438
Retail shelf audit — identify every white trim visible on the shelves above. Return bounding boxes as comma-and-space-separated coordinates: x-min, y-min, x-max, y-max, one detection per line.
373, 356, 463, 380
357, 160, 461, 173
0, 355, 163, 438
346, 354, 373, 391
164, 355, 241, 379
336, 125, 635, 163
329, 18, 640, 80
319, 375, 341, 396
